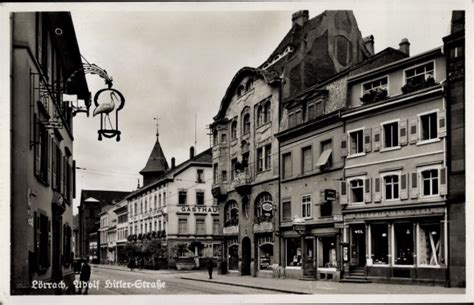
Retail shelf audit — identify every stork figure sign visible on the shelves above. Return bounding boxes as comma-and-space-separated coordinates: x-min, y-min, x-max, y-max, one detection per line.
93, 88, 125, 141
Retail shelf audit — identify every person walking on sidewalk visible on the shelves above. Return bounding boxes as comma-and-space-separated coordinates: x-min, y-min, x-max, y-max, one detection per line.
127, 257, 135, 271
80, 257, 91, 295
207, 257, 215, 279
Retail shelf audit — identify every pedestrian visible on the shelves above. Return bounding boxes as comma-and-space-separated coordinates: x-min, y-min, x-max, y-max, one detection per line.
79, 257, 91, 295
127, 257, 135, 271
140, 256, 144, 270
207, 257, 215, 279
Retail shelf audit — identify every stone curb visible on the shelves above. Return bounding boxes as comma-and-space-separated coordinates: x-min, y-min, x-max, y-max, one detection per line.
180, 276, 310, 294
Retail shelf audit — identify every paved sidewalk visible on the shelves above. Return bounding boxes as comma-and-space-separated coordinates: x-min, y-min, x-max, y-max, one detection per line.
181, 272, 466, 294
91, 263, 197, 275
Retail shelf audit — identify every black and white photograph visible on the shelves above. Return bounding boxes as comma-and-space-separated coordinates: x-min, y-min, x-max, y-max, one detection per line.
1, 0, 471, 304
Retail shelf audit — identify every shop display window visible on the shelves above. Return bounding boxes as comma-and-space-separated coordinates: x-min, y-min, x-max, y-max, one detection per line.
394, 223, 414, 265
419, 222, 445, 266
286, 238, 302, 267
371, 223, 389, 264
317, 237, 337, 268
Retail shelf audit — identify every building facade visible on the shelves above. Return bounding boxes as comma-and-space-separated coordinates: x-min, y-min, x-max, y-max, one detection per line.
11, 12, 89, 293
114, 200, 129, 265
98, 205, 118, 264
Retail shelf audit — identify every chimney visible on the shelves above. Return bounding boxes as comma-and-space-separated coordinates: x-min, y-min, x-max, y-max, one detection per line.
399, 38, 410, 56
171, 157, 176, 169
363, 35, 375, 56
190, 146, 195, 158
292, 10, 309, 27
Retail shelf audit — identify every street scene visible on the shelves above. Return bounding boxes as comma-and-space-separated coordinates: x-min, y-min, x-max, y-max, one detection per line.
8, 4, 466, 299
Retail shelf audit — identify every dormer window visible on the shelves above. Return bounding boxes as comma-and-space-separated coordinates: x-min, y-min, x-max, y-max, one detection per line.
361, 76, 388, 104
402, 61, 436, 94
237, 85, 245, 97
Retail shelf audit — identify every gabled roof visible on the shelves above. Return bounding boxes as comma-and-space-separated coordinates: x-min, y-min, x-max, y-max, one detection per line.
213, 67, 281, 121
139, 135, 169, 175
80, 190, 130, 209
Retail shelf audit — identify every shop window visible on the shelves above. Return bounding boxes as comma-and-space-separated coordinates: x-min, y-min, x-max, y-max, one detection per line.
384, 175, 400, 200
349, 179, 364, 203
317, 237, 337, 268
421, 169, 439, 196
405, 62, 434, 85
383, 121, 399, 148
196, 219, 205, 235
178, 219, 188, 234
230, 120, 237, 140
282, 200, 291, 222
255, 192, 272, 222
420, 112, 438, 141
196, 191, 205, 205
349, 129, 364, 155
259, 243, 273, 270
286, 238, 302, 267
418, 222, 445, 266
178, 191, 187, 205
301, 195, 312, 219
301, 146, 312, 175
394, 223, 414, 265
282, 152, 292, 179
370, 224, 389, 264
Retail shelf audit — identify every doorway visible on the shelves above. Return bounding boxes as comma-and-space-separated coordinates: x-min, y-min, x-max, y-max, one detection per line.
303, 237, 315, 277
51, 215, 62, 283
350, 224, 366, 267
241, 237, 251, 275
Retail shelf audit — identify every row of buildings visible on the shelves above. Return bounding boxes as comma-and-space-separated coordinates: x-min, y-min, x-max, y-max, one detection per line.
209, 10, 465, 287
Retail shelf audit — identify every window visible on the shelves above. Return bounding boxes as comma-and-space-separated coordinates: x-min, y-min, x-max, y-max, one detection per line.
394, 223, 414, 265
350, 179, 364, 203
178, 219, 188, 234
196, 219, 205, 235
282, 153, 292, 179
178, 191, 187, 205
213, 163, 218, 183
36, 213, 50, 270
420, 112, 438, 141
288, 110, 302, 128
301, 146, 312, 174
196, 191, 205, 205
213, 130, 218, 146
231, 158, 237, 180
242, 152, 249, 169
230, 120, 237, 140
419, 222, 445, 266
282, 201, 291, 222
242, 113, 250, 135
450, 46, 463, 59
383, 121, 399, 148
242, 196, 250, 219
405, 62, 434, 85
363, 77, 388, 94
257, 105, 263, 126
317, 237, 337, 268
320, 201, 332, 217
163, 192, 166, 206
317, 139, 333, 168
224, 201, 239, 227
264, 144, 271, 171
384, 175, 400, 200
221, 170, 227, 183
221, 133, 227, 144
257, 147, 264, 172
263, 101, 271, 123
422, 169, 439, 196
255, 193, 272, 220
237, 85, 245, 97
370, 224, 389, 265
213, 219, 220, 235
307, 103, 316, 121
349, 129, 364, 155
286, 238, 302, 267
301, 195, 312, 219
154, 195, 157, 209
34, 112, 50, 184
197, 169, 204, 183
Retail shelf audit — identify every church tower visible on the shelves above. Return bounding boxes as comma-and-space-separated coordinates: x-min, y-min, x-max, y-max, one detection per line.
139, 120, 169, 186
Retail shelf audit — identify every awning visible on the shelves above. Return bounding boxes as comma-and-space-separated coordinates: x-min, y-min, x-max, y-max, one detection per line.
316, 149, 332, 167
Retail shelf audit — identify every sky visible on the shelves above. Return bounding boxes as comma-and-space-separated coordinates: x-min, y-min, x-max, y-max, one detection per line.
69, 4, 456, 213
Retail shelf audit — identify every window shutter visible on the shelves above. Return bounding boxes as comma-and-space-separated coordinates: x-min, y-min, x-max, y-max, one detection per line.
399, 119, 408, 146
374, 178, 381, 202
410, 172, 419, 198
439, 110, 447, 138
364, 128, 372, 152
373, 127, 381, 151
409, 117, 418, 144
320, 190, 325, 203
34, 211, 40, 267
46, 136, 51, 184
400, 173, 408, 200
340, 180, 347, 205
340, 134, 348, 157
365, 177, 372, 203
73, 160, 76, 199
52, 143, 57, 190
440, 167, 447, 195
34, 115, 41, 176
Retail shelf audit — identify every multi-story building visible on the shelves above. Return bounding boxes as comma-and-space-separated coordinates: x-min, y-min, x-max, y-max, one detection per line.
11, 12, 89, 293
443, 11, 465, 288
126, 132, 216, 263
78, 190, 130, 261
99, 205, 118, 264
211, 10, 384, 278
340, 43, 449, 285
114, 199, 129, 265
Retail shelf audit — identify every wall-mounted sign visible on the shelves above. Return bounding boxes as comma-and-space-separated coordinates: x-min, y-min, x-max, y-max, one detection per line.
325, 189, 337, 201
262, 202, 273, 212
180, 205, 218, 214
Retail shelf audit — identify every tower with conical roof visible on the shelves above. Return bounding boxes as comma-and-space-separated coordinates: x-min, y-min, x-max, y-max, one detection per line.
140, 119, 169, 186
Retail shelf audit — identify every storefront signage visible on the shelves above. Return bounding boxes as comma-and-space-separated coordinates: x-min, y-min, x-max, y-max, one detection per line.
325, 189, 337, 201
223, 226, 239, 235
344, 207, 445, 221
310, 227, 340, 235
262, 202, 273, 212
179, 205, 219, 214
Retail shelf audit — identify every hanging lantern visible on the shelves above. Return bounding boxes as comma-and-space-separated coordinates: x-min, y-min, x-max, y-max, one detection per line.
93, 87, 125, 141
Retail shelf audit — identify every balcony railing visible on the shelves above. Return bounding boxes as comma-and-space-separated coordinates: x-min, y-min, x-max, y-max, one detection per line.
232, 171, 251, 194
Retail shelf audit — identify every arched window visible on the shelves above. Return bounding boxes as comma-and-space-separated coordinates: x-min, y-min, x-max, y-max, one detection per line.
257, 105, 263, 127
263, 101, 271, 123
224, 201, 239, 227
231, 120, 237, 140
237, 85, 245, 97
255, 192, 273, 222
242, 112, 251, 135
213, 129, 218, 146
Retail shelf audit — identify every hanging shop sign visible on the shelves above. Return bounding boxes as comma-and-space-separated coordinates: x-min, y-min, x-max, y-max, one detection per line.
262, 202, 273, 212
325, 189, 337, 201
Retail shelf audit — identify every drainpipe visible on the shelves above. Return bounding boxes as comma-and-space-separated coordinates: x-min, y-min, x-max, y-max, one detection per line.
277, 83, 283, 269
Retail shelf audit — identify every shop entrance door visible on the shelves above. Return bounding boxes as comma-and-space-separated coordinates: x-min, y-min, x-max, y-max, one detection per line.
350, 224, 366, 267
303, 237, 315, 277
241, 237, 251, 275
